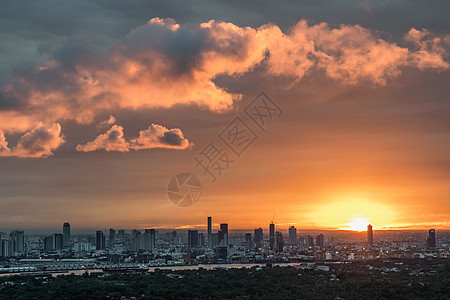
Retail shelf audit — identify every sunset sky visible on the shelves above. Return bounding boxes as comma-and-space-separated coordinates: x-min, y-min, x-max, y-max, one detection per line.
0, 0, 449, 232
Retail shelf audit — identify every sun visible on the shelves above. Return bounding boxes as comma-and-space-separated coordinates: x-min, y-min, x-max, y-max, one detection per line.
339, 217, 372, 231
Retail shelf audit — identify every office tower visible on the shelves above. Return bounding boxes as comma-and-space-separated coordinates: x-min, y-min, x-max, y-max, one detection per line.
220, 223, 228, 247
53, 233, 63, 250
118, 229, 125, 241
306, 235, 314, 247
63, 222, 70, 247
1, 240, 11, 257
44, 236, 53, 251
367, 224, 373, 247
10, 230, 25, 255
245, 233, 252, 250
316, 233, 324, 249
109, 228, 115, 249
199, 233, 205, 247
211, 233, 219, 247
426, 229, 436, 248
96, 231, 105, 250
254, 228, 263, 248
207, 217, 212, 248
188, 230, 199, 248
143, 229, 156, 252
269, 222, 275, 250
131, 230, 141, 252
289, 226, 297, 246
275, 231, 283, 252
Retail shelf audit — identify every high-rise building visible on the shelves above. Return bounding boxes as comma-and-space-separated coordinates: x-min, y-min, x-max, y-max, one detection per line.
63, 222, 70, 247
426, 229, 436, 248
53, 233, 63, 250
219, 223, 228, 247
10, 230, 25, 255
199, 233, 205, 247
188, 230, 199, 248
269, 222, 275, 250
275, 231, 283, 252
207, 217, 212, 248
44, 236, 53, 251
131, 230, 141, 252
142, 229, 156, 252
367, 224, 373, 247
306, 235, 314, 247
288, 226, 297, 246
316, 233, 324, 249
109, 228, 115, 249
254, 228, 263, 248
96, 231, 105, 250
245, 233, 252, 250
1, 240, 11, 257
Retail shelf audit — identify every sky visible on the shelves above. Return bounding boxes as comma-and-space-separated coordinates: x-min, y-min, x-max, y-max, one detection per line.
0, 0, 449, 232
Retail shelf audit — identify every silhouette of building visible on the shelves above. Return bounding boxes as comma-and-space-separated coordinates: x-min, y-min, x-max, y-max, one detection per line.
254, 228, 263, 248
10, 230, 25, 255
207, 217, 212, 248
306, 235, 314, 247
289, 226, 297, 246
142, 229, 156, 252
188, 230, 199, 248
96, 231, 105, 250
245, 233, 252, 250
63, 222, 70, 247
219, 223, 228, 247
53, 233, 63, 250
316, 233, 324, 249
118, 229, 125, 241
269, 222, 275, 250
367, 224, 373, 247
275, 231, 283, 252
426, 229, 436, 248
131, 230, 141, 252
108, 228, 115, 249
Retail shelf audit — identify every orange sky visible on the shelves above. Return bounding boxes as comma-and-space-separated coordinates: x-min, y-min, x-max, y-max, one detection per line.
0, 3, 449, 232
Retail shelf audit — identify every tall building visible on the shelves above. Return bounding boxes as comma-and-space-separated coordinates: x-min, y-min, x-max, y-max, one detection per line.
188, 230, 199, 248
219, 223, 228, 247
142, 229, 156, 252
207, 217, 212, 248
53, 233, 63, 250
109, 228, 115, 249
44, 236, 53, 251
316, 233, 324, 249
63, 222, 70, 247
1, 240, 11, 257
306, 235, 314, 247
245, 233, 252, 250
10, 230, 25, 255
269, 222, 275, 250
275, 231, 283, 252
254, 228, 263, 248
426, 229, 436, 248
131, 230, 141, 252
96, 231, 105, 250
367, 224, 373, 247
288, 226, 297, 246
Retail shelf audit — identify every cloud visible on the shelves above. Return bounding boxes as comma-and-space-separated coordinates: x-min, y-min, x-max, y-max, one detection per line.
76, 123, 191, 152
0, 123, 65, 158
76, 125, 130, 152
0, 18, 448, 158
96, 115, 116, 131
130, 123, 191, 150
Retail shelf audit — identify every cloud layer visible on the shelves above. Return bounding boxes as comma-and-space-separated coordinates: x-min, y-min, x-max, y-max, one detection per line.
0, 18, 448, 157
76, 123, 191, 152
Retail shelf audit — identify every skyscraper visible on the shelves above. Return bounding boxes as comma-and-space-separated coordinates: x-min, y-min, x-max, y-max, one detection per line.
254, 228, 263, 248
367, 224, 373, 247
288, 226, 297, 246
96, 231, 105, 250
188, 230, 199, 248
207, 217, 212, 248
109, 228, 115, 249
316, 233, 324, 249
269, 222, 275, 250
245, 233, 252, 249
53, 233, 63, 250
219, 223, 228, 247
10, 230, 25, 255
142, 229, 156, 252
426, 229, 436, 248
275, 231, 283, 252
63, 222, 70, 247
